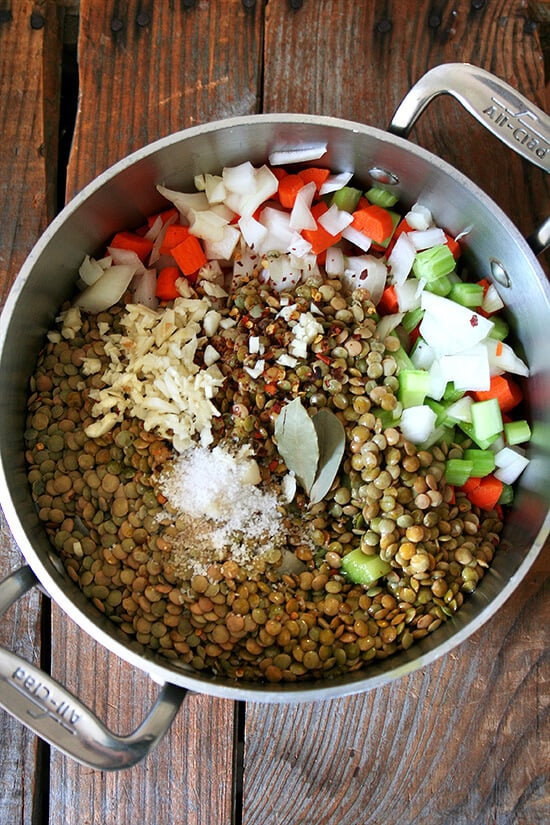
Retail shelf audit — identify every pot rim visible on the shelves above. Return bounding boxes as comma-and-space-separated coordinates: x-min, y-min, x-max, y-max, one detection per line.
2, 112, 549, 703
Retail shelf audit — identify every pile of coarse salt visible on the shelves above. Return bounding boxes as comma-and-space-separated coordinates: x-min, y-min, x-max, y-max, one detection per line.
159, 443, 286, 571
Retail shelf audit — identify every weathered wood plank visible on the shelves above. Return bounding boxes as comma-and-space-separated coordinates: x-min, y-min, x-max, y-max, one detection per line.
263, 0, 549, 238
0, 1, 59, 822
242, 2, 550, 823
49, 1, 263, 821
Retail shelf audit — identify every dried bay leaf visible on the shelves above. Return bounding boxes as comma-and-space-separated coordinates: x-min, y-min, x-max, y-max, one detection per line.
274, 397, 319, 494
309, 408, 346, 504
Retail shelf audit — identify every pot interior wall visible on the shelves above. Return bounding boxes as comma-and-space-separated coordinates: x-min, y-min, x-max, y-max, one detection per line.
1, 115, 549, 700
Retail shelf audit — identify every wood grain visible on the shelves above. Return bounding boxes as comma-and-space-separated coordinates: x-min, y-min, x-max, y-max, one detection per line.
49, 1, 263, 821
263, 0, 549, 239
0, 1, 56, 821
242, 2, 550, 823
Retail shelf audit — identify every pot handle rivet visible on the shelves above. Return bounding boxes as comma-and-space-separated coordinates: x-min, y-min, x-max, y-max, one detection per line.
0, 566, 187, 770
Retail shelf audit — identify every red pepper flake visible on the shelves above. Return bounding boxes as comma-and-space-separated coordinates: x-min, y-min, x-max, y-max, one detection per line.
317, 353, 331, 365
469, 314, 479, 327
265, 382, 277, 396
269, 458, 279, 472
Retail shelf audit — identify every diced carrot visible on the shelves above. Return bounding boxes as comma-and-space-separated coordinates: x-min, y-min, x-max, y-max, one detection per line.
466, 474, 503, 511
160, 224, 191, 255
269, 166, 287, 181
155, 267, 181, 301
378, 285, 399, 315
147, 207, 179, 228
409, 324, 421, 344
297, 167, 330, 194
351, 204, 395, 245
477, 278, 491, 296
171, 235, 207, 278
109, 231, 154, 263
473, 374, 523, 413
444, 232, 461, 259
278, 174, 306, 208
460, 476, 481, 494
301, 201, 342, 255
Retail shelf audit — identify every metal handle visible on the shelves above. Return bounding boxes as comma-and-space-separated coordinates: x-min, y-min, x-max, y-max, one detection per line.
0, 566, 187, 770
389, 63, 550, 251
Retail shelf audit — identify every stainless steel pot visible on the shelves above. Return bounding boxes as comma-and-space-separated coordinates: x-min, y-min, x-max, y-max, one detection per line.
1, 64, 549, 770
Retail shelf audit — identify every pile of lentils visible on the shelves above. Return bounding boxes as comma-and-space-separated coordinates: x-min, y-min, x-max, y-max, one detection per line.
24, 273, 503, 684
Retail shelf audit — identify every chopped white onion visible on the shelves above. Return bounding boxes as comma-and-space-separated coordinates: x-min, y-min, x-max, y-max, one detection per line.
238, 215, 268, 250
318, 171, 354, 195
318, 204, 354, 235
376, 313, 403, 341
157, 185, 209, 220
132, 269, 158, 309
203, 225, 240, 262
399, 405, 437, 444
411, 338, 436, 370
420, 292, 494, 355
408, 227, 447, 250
238, 165, 279, 218
341, 225, 372, 251
149, 212, 177, 265
406, 203, 432, 230
394, 278, 423, 311
222, 162, 256, 194
342, 255, 387, 303
287, 232, 313, 257
445, 395, 473, 423
289, 181, 317, 231
387, 232, 416, 285
325, 246, 345, 276
438, 344, 491, 391
204, 173, 227, 204
494, 446, 529, 484
482, 283, 505, 314
268, 144, 327, 165
74, 265, 136, 313
188, 209, 228, 243
486, 337, 529, 377
108, 246, 149, 276
79, 255, 105, 286
144, 214, 163, 241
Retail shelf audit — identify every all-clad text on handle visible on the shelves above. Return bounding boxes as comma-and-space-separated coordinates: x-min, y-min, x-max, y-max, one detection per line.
0, 566, 187, 770
389, 62, 550, 174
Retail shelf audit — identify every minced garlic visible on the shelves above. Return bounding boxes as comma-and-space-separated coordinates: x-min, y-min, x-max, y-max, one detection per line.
84, 297, 225, 451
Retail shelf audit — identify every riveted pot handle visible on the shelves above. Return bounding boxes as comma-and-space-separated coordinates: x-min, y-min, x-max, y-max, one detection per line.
0, 566, 187, 770
389, 62, 550, 173
389, 63, 550, 252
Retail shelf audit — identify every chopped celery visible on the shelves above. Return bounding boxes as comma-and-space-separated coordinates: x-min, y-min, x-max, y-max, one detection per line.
398, 369, 431, 407
426, 398, 450, 427
365, 186, 399, 208
330, 186, 362, 213
412, 244, 456, 282
449, 282, 484, 307
420, 423, 455, 450
463, 448, 496, 477
488, 316, 509, 341
393, 345, 415, 372
471, 398, 503, 441
458, 421, 500, 450
341, 548, 391, 586
424, 273, 453, 297
443, 382, 465, 403
402, 307, 424, 333
445, 458, 474, 486
372, 406, 401, 429
504, 419, 531, 445
498, 483, 514, 505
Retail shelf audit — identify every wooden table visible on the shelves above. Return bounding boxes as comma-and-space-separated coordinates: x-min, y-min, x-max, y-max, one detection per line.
1, 2, 549, 822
